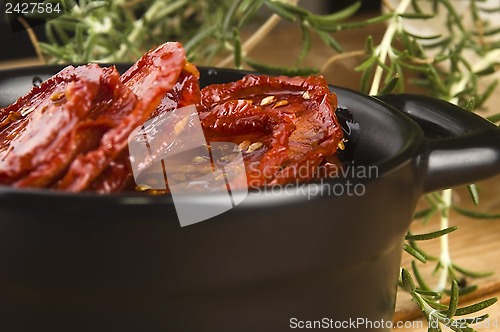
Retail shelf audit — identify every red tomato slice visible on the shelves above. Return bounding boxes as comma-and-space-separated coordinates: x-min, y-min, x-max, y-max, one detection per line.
199, 74, 343, 187
90, 62, 201, 193
0, 64, 111, 187
57, 42, 188, 191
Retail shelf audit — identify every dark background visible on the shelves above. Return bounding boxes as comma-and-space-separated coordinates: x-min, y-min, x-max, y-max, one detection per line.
0, 0, 381, 61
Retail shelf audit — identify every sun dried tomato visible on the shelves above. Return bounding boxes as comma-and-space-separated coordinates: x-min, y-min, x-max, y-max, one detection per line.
0, 64, 114, 187
199, 99, 296, 187
87, 151, 135, 193
89, 61, 201, 194
56, 42, 188, 192
198, 74, 343, 187
153, 62, 201, 117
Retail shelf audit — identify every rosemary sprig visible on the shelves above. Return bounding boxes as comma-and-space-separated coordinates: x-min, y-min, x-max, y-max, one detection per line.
402, 269, 498, 332
33, 0, 363, 71
356, 2, 499, 330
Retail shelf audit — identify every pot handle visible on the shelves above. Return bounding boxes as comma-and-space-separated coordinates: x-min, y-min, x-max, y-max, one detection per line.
375, 94, 500, 193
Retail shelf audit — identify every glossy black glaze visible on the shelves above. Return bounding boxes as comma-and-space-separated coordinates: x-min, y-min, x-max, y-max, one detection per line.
0, 66, 499, 332
376, 94, 500, 192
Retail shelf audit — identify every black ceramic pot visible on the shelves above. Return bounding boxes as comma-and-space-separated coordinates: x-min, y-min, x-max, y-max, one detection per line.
0, 66, 499, 332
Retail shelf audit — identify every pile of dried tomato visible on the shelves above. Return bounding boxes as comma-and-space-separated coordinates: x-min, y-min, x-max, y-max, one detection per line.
0, 42, 344, 193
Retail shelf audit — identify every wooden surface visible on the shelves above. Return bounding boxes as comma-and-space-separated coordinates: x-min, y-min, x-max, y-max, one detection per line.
1, 12, 500, 331
394, 178, 500, 331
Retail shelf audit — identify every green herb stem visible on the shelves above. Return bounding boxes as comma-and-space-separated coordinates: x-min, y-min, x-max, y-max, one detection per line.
437, 188, 452, 291
448, 49, 500, 104
369, 0, 412, 95
216, 0, 299, 68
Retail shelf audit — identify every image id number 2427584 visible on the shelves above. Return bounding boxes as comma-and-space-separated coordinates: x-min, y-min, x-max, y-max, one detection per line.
4, 1, 61, 14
